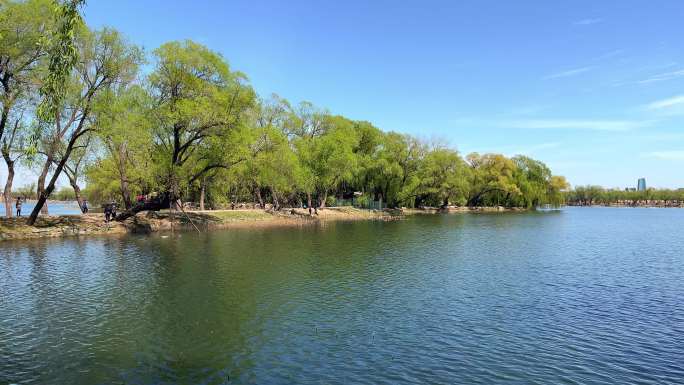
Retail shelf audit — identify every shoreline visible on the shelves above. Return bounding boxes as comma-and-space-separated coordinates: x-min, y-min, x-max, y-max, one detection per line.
566, 202, 684, 208
0, 206, 529, 242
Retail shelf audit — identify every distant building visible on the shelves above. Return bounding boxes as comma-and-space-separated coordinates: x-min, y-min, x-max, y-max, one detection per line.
637, 178, 647, 191
625, 187, 636, 192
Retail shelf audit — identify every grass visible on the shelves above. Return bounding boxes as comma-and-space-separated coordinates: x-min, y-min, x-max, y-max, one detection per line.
203, 210, 274, 222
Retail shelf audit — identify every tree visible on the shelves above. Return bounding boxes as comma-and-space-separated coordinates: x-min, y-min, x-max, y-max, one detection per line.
0, 0, 54, 216
57, 133, 92, 210
0, 0, 54, 145
296, 116, 360, 208
35, 0, 86, 125
418, 148, 468, 207
466, 153, 520, 207
90, 85, 154, 209
511, 155, 552, 208
27, 26, 142, 224
2, 111, 28, 216
148, 40, 255, 210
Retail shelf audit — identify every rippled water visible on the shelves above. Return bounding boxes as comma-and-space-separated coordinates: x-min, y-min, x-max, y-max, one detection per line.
1, 208, 683, 384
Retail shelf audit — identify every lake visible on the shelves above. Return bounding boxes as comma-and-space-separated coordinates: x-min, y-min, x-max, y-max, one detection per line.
14, 201, 82, 216
1, 208, 683, 384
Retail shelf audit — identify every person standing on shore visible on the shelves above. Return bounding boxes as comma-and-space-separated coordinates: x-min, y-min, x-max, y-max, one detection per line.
82, 200, 89, 214
104, 203, 112, 223
15, 197, 22, 217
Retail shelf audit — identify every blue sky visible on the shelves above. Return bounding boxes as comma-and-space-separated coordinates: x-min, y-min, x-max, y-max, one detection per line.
9, 0, 684, 189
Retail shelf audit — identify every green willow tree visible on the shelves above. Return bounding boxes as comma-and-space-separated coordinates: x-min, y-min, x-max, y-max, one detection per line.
88, 85, 154, 209
0, 0, 55, 217
27, 26, 142, 224
148, 40, 255, 210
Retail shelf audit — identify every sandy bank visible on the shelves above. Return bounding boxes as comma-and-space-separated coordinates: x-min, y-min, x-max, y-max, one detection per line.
0, 207, 394, 241
0, 206, 532, 241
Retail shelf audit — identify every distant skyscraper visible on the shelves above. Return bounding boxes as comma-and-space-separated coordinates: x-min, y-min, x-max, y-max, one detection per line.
637, 178, 646, 191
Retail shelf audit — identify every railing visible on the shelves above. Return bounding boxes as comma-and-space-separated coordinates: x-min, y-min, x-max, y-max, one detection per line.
334, 198, 384, 210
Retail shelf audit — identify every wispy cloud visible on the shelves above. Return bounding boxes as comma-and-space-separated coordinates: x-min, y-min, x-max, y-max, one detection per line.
643, 151, 684, 161
508, 105, 547, 116
543, 66, 593, 80
503, 119, 650, 131
646, 95, 684, 110
593, 49, 625, 61
574, 18, 603, 26
638, 69, 684, 84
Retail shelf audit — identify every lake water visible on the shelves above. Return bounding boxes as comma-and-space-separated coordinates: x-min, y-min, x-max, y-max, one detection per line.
1, 208, 683, 384
14, 201, 82, 216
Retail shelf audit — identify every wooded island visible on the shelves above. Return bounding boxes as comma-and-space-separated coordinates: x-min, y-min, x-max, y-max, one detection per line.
2, 0, 571, 225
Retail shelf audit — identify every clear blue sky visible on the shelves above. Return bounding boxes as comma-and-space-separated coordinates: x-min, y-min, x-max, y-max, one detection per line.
11, 0, 684, 189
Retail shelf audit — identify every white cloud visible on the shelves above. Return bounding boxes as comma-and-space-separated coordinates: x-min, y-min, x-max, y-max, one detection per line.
574, 18, 603, 26
638, 69, 684, 84
503, 119, 650, 131
643, 151, 684, 161
646, 95, 684, 110
543, 66, 593, 80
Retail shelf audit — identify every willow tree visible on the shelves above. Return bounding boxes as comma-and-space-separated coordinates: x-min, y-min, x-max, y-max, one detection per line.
418, 148, 468, 207
148, 40, 255, 210
466, 153, 520, 207
90, 85, 154, 209
511, 155, 553, 208
0, 0, 53, 142
296, 116, 360, 208
0, 0, 54, 216
27, 27, 142, 224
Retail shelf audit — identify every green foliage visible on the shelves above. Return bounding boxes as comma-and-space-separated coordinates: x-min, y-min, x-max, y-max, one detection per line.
53, 186, 75, 201
36, 0, 85, 125
14, 183, 37, 199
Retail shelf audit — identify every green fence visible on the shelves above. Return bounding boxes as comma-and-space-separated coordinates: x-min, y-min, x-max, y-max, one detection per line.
334, 198, 384, 210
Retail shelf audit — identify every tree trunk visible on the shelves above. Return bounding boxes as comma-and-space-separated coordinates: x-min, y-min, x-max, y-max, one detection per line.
67, 175, 84, 212
271, 186, 279, 210
36, 159, 51, 215
115, 197, 170, 221
255, 187, 264, 209
28, 132, 86, 225
2, 157, 14, 218
199, 179, 206, 211
306, 192, 312, 209
117, 145, 132, 209
169, 173, 181, 211
319, 190, 328, 208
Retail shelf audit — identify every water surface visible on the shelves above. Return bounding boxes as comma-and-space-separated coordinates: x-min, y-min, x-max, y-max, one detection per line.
1, 208, 683, 384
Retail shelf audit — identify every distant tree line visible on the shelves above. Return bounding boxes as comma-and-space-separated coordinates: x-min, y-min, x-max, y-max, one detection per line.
1, 0, 569, 224
566, 186, 684, 205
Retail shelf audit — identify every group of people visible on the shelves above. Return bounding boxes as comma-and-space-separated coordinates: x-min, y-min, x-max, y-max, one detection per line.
103, 201, 118, 223
11, 197, 118, 223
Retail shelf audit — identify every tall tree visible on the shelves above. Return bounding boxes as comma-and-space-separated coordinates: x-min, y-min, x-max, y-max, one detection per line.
466, 153, 520, 207
418, 148, 468, 207
1, 112, 27, 216
27, 27, 142, 224
0, 0, 54, 144
148, 40, 255, 210
90, 85, 154, 209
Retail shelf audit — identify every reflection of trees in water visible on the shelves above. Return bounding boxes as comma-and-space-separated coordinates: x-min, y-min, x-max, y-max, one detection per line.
113, 234, 263, 384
